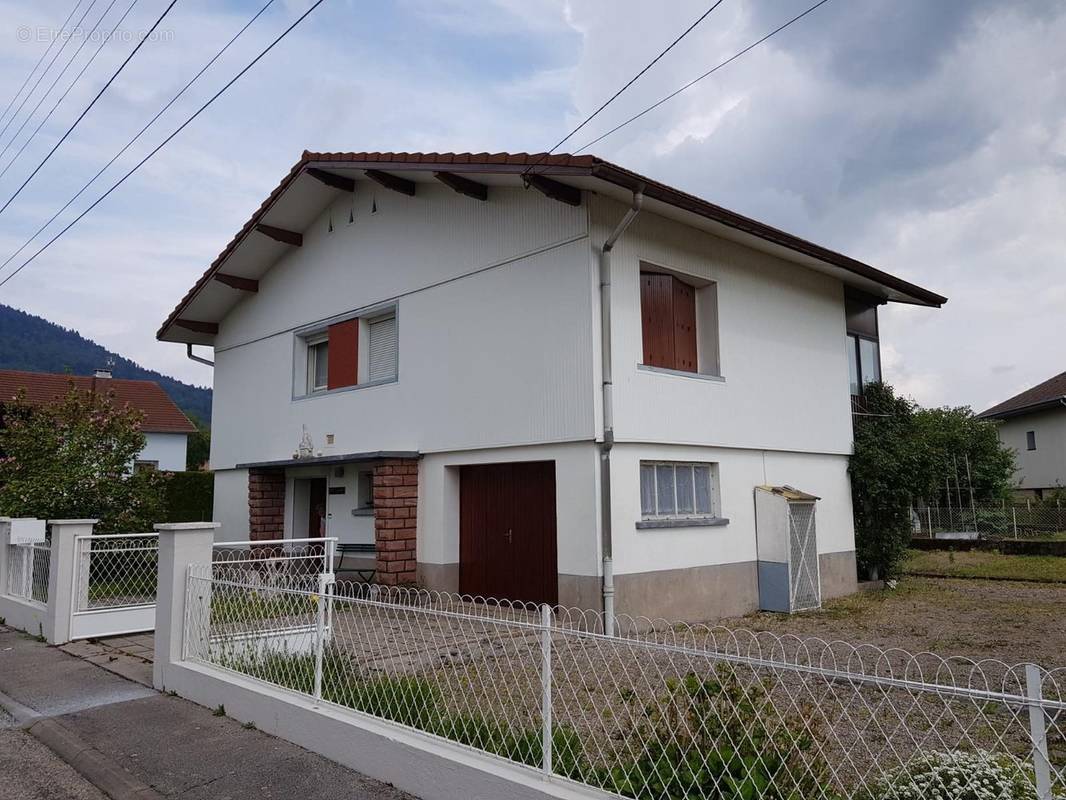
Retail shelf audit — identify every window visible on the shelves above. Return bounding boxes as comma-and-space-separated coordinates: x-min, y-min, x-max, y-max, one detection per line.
296, 306, 397, 397
307, 337, 329, 393
1027, 431, 1037, 451
640, 268, 719, 376
640, 462, 716, 519
356, 470, 375, 510
845, 292, 881, 397
367, 313, 398, 382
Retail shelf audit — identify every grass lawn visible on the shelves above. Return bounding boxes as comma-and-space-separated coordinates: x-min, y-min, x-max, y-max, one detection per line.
725, 575, 1066, 667
903, 548, 1066, 582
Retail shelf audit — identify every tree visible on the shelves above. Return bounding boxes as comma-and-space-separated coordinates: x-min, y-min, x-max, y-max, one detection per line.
0, 385, 166, 532
185, 414, 211, 471
850, 382, 1015, 580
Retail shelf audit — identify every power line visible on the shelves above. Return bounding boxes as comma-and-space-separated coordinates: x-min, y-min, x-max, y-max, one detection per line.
0, 0, 276, 277
523, 0, 726, 177
0, 0, 328, 290
574, 0, 833, 154
0, 0, 132, 178
0, 0, 85, 129
0, 0, 180, 219
0, 0, 101, 146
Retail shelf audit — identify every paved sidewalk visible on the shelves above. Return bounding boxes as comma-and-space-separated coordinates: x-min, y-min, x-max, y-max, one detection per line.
0, 627, 415, 800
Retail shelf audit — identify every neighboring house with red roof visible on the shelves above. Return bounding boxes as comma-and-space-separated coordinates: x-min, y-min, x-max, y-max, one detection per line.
0, 368, 196, 472
979, 369, 1066, 498
156, 151, 945, 621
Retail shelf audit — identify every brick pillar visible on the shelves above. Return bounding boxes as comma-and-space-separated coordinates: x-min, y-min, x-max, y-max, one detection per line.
374, 458, 419, 585
248, 467, 285, 541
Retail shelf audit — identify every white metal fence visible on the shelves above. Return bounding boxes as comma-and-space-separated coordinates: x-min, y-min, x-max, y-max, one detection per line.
183, 564, 1066, 800
74, 534, 159, 611
914, 504, 1066, 540
4, 540, 50, 605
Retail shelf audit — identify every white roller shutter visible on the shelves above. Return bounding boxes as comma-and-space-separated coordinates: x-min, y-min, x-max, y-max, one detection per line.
367, 315, 397, 382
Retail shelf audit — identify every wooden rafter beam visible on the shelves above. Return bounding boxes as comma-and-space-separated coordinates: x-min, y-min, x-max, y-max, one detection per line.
364, 169, 416, 197
306, 168, 355, 192
255, 223, 303, 247
175, 319, 219, 335
213, 273, 259, 292
433, 171, 487, 201
525, 174, 581, 207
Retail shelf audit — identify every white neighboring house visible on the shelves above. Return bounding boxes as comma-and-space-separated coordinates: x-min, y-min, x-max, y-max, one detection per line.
0, 368, 196, 472
158, 151, 945, 621
979, 370, 1066, 499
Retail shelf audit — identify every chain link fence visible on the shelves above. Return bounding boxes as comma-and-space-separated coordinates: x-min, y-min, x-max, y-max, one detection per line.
914, 504, 1066, 541
184, 564, 1066, 800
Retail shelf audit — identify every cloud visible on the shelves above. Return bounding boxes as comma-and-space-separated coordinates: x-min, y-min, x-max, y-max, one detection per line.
0, 0, 1061, 416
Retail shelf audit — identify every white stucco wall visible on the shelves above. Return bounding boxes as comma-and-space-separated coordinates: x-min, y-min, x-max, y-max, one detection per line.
592, 195, 854, 456
996, 407, 1066, 491
209, 184, 595, 469
140, 432, 188, 472
212, 468, 249, 541
609, 443, 854, 576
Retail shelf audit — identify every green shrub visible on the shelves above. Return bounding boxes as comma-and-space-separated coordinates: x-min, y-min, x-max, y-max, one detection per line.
163, 470, 213, 522
867, 750, 1045, 800
591, 667, 834, 800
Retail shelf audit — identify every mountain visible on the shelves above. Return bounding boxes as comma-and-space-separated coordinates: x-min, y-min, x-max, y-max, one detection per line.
0, 304, 212, 425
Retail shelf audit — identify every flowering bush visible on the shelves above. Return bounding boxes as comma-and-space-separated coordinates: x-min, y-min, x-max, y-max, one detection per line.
0, 385, 166, 532
871, 750, 1046, 800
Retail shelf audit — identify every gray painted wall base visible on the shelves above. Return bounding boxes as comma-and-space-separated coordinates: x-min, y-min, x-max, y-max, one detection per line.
161, 661, 614, 800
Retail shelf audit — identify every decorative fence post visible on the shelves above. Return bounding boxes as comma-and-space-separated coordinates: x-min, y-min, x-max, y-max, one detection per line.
313, 569, 335, 706
153, 522, 220, 692
48, 519, 97, 645
541, 603, 553, 777
1026, 663, 1053, 800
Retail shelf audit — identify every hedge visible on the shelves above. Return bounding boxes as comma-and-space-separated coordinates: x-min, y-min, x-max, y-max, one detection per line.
164, 470, 214, 522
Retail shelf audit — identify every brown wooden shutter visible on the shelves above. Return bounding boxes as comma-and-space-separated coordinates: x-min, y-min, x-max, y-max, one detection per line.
326, 319, 359, 389
672, 278, 697, 372
641, 273, 675, 369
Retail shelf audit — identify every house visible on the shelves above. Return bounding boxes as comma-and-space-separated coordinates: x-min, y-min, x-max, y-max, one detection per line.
0, 368, 196, 471
979, 369, 1066, 498
157, 151, 945, 621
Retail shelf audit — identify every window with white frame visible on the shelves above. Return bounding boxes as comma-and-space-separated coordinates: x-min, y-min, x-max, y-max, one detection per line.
367, 313, 398, 382
306, 336, 329, 393
640, 461, 717, 519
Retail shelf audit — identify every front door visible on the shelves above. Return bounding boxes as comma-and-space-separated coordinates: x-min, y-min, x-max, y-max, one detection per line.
459, 461, 558, 605
308, 478, 327, 538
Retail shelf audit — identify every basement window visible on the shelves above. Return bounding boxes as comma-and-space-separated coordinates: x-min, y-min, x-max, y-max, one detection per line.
638, 461, 725, 528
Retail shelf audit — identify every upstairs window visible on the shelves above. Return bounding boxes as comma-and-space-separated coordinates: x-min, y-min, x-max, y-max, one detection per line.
640, 461, 717, 519
640, 267, 719, 376
367, 313, 398, 383
845, 292, 881, 396
296, 306, 397, 397
307, 336, 329, 393
1027, 431, 1037, 451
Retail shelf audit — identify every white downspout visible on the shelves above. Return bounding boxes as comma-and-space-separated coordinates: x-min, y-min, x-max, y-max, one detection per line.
599, 188, 643, 637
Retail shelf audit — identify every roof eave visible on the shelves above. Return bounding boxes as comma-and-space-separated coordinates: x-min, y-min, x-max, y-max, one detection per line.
979, 397, 1066, 421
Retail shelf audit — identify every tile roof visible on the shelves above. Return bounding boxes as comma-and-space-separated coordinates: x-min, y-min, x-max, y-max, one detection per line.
158, 150, 948, 340
980, 369, 1066, 419
0, 369, 197, 433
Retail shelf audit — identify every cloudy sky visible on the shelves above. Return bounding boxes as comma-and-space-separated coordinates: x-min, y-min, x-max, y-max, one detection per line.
0, 0, 1062, 411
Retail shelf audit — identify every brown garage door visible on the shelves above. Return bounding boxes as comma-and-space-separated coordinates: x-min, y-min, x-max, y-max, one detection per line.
459, 461, 558, 606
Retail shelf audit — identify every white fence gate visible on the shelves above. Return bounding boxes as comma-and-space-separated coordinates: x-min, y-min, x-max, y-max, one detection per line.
69, 533, 158, 640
